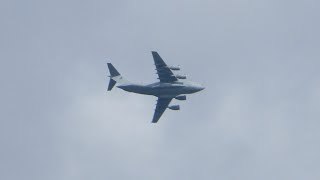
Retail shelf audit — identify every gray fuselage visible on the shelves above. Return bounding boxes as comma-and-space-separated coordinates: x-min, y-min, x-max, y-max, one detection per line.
117, 80, 204, 98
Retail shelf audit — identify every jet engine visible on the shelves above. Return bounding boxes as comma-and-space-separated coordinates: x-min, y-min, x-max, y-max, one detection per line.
168, 105, 180, 110
168, 66, 180, 71
175, 95, 186, 100
176, 75, 187, 79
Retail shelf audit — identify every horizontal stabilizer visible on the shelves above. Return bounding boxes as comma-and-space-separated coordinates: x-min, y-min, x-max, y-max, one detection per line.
108, 78, 116, 91
107, 63, 120, 77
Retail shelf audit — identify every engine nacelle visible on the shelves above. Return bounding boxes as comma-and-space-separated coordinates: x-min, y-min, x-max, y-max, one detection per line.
175, 95, 186, 101
168, 66, 180, 71
176, 75, 187, 79
168, 105, 180, 110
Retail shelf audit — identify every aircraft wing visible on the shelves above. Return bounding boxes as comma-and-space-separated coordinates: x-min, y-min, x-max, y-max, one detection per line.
152, 51, 178, 83
152, 98, 173, 123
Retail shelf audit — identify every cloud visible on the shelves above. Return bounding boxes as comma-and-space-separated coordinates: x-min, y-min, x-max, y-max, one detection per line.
1, 0, 320, 180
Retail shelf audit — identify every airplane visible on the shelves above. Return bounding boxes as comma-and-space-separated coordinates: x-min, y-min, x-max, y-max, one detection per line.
107, 51, 205, 123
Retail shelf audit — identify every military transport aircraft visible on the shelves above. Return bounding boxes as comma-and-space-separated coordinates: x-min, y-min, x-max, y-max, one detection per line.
107, 51, 205, 123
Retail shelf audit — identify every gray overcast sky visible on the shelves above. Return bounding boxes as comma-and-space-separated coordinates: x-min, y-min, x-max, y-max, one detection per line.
1, 0, 320, 179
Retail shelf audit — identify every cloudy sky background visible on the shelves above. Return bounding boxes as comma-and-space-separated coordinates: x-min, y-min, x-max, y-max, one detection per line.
1, 0, 320, 179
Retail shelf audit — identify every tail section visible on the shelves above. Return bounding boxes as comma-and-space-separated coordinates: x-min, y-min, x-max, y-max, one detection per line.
107, 63, 129, 91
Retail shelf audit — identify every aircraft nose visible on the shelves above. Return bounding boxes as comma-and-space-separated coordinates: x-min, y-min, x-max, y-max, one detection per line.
196, 85, 205, 91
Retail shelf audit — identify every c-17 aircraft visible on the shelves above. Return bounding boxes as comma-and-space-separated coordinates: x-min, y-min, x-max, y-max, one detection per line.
107, 51, 205, 123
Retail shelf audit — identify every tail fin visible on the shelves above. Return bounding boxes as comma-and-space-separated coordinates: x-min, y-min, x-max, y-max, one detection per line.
107, 63, 129, 91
